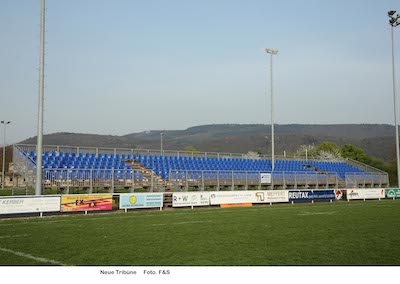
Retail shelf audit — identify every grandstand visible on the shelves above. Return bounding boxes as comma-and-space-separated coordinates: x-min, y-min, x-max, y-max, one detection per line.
12, 143, 389, 193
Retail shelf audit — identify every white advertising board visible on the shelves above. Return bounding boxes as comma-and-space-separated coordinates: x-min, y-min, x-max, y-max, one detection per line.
172, 192, 210, 207
209, 191, 254, 205
263, 190, 289, 203
209, 190, 289, 205
0, 196, 61, 215
260, 173, 271, 184
347, 188, 385, 200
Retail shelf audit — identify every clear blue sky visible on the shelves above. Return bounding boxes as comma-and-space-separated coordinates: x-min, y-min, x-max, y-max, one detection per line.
0, 0, 399, 144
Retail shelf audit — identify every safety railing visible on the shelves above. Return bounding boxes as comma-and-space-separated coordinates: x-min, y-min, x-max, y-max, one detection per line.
345, 172, 389, 188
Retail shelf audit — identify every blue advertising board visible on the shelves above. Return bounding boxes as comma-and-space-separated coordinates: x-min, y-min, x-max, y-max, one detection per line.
312, 190, 335, 201
119, 193, 163, 209
288, 190, 313, 202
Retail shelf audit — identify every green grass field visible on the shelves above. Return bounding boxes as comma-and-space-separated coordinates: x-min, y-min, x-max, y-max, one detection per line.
0, 200, 399, 266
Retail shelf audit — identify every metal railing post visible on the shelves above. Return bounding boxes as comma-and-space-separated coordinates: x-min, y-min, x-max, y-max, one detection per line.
271, 172, 274, 190
185, 170, 189, 191
326, 174, 329, 189
335, 174, 338, 189
231, 171, 234, 191
168, 170, 172, 191
217, 171, 220, 191
131, 170, 135, 193
282, 172, 286, 189
363, 173, 366, 188
89, 169, 93, 194
245, 171, 248, 190
201, 171, 204, 191
66, 169, 70, 194
151, 171, 154, 192
111, 167, 114, 193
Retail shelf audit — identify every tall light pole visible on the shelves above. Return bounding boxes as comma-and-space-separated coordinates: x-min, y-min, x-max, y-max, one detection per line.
388, 11, 400, 187
160, 132, 164, 156
36, 0, 45, 195
264, 48, 278, 171
1, 121, 11, 190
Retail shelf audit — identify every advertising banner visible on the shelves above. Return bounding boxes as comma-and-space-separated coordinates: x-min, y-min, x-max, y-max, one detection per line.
173, 192, 210, 207
288, 190, 313, 202
260, 173, 271, 184
335, 189, 343, 200
347, 188, 385, 200
0, 196, 60, 215
312, 190, 336, 201
385, 188, 400, 198
259, 190, 289, 203
209, 191, 255, 205
120, 193, 163, 209
209, 190, 289, 205
61, 194, 112, 212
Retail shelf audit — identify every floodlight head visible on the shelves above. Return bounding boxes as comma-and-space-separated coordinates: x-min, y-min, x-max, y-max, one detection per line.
388, 10, 396, 17
390, 18, 397, 25
264, 48, 278, 55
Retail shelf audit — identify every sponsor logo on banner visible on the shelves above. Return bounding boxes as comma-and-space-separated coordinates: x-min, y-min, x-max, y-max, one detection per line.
173, 192, 210, 207
264, 190, 289, 203
209, 191, 255, 205
61, 194, 112, 212
260, 173, 271, 184
347, 188, 385, 200
209, 190, 289, 205
120, 193, 163, 209
386, 188, 400, 198
335, 189, 343, 200
288, 190, 313, 201
312, 190, 335, 201
0, 196, 61, 215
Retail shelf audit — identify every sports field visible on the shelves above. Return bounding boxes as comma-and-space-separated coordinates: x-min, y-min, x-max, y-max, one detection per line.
0, 200, 399, 266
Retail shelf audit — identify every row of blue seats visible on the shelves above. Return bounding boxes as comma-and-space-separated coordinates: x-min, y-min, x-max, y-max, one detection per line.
44, 169, 145, 180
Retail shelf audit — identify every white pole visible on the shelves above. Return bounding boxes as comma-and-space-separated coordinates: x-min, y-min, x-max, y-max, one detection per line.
391, 25, 400, 187
270, 53, 275, 171
1, 122, 10, 190
160, 133, 163, 156
35, 0, 45, 196
264, 48, 278, 171
1, 124, 4, 190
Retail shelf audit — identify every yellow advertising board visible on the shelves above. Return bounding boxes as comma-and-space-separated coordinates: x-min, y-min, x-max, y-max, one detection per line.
61, 194, 112, 212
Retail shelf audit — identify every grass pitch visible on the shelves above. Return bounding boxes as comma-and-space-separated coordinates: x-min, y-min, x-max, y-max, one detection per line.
0, 200, 399, 266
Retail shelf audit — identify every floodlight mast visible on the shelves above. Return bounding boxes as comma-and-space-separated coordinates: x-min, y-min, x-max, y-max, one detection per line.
36, 0, 45, 195
1, 121, 11, 191
264, 48, 278, 172
388, 11, 400, 187
160, 132, 165, 156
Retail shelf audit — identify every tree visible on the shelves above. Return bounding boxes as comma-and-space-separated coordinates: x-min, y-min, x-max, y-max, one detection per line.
185, 146, 199, 155
295, 144, 315, 157
341, 144, 368, 163
309, 142, 343, 161
243, 151, 261, 160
